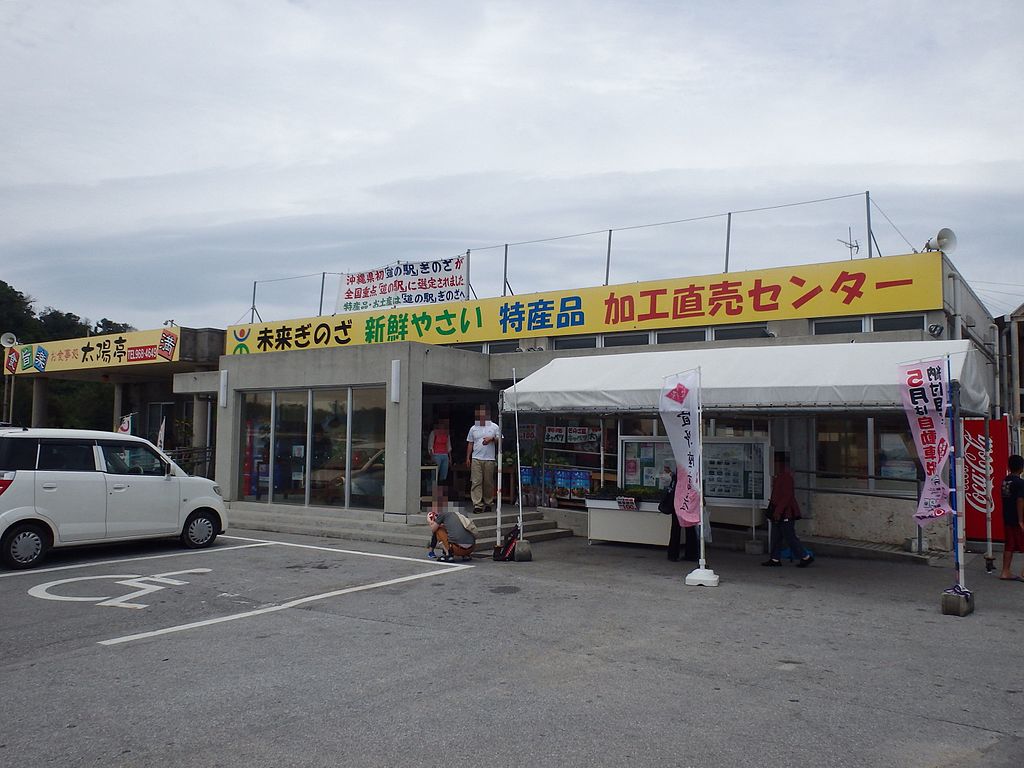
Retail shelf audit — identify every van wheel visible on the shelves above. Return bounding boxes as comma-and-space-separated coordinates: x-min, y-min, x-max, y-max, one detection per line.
1, 523, 49, 569
181, 510, 219, 549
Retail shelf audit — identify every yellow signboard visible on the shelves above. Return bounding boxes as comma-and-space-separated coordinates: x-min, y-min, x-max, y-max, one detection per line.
4, 328, 181, 376
226, 252, 942, 355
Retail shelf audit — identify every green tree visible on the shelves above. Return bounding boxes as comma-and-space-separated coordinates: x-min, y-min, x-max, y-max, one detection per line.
37, 308, 90, 341
94, 317, 135, 335
1, 282, 133, 430
0, 280, 42, 342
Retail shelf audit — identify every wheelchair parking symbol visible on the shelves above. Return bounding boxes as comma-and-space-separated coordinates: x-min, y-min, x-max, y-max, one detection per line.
28, 569, 211, 610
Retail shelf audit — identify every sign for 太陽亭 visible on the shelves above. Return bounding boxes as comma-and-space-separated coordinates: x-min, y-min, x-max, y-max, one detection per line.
3, 329, 180, 375
226, 252, 942, 356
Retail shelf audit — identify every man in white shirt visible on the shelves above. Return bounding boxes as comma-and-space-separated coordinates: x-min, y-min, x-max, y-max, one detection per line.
465, 404, 500, 514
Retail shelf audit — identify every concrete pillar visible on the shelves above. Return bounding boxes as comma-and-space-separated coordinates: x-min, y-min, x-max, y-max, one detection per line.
31, 377, 48, 427
193, 395, 211, 477
384, 347, 424, 521
192, 395, 209, 448
112, 383, 124, 431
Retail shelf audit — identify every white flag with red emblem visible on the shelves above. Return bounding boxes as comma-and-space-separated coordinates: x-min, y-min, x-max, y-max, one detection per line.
660, 368, 702, 527
117, 415, 131, 434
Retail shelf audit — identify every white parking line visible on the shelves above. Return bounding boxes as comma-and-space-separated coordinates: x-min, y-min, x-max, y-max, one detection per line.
0, 542, 274, 579
99, 565, 471, 646
221, 534, 473, 567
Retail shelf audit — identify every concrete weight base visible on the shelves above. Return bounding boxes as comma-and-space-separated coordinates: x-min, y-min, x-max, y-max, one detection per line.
514, 539, 533, 562
941, 590, 974, 617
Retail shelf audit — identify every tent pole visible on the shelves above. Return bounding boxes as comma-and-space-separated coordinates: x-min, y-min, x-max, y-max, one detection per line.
984, 414, 993, 570
496, 403, 503, 547
697, 374, 707, 569
513, 368, 524, 535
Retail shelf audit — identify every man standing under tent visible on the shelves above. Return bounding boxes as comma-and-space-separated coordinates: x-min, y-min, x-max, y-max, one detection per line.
465, 404, 500, 514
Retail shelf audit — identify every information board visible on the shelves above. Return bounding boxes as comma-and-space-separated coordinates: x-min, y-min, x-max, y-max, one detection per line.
703, 439, 769, 505
618, 436, 770, 505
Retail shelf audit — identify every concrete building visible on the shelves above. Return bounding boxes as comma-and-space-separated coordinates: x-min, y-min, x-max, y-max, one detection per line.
170, 250, 1001, 551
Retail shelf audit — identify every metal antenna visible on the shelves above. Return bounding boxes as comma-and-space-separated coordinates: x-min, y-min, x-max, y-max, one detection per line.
837, 227, 860, 260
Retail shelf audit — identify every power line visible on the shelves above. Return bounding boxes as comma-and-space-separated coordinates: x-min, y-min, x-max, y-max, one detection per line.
465, 192, 864, 252
869, 197, 917, 253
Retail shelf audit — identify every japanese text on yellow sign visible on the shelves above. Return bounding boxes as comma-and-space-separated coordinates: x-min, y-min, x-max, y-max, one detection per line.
226, 252, 942, 355
4, 329, 181, 375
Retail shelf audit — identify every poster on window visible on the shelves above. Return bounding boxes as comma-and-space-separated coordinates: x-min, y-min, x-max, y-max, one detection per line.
566, 426, 594, 445
898, 359, 951, 526
518, 423, 537, 441
544, 426, 566, 443
659, 368, 702, 526
964, 416, 1010, 541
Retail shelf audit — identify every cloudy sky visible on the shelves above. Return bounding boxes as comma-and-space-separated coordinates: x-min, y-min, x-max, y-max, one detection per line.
2, 0, 1022, 331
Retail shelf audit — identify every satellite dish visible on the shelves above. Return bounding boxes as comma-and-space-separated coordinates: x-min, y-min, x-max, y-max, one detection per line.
925, 228, 957, 254
1, 332, 19, 348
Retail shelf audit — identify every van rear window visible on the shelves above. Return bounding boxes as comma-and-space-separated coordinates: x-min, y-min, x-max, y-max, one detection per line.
0, 437, 39, 470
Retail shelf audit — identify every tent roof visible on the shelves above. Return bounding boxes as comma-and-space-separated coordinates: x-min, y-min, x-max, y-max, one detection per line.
501, 340, 991, 416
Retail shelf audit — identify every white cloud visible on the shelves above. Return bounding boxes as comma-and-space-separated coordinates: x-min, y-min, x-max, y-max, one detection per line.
1, 0, 1023, 328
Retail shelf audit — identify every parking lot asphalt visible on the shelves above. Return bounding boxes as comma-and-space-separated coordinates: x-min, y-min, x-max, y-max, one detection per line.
1, 529, 1021, 768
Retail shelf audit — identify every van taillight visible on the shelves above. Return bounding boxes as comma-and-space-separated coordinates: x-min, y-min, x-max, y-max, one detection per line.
0, 471, 14, 496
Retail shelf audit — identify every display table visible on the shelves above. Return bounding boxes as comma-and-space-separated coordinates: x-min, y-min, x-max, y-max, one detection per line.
586, 498, 671, 545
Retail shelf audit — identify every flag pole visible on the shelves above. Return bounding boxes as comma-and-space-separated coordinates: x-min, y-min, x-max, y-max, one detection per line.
941, 354, 973, 615
684, 367, 718, 586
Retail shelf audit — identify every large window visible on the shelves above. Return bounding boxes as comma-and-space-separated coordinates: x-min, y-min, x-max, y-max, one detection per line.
816, 416, 868, 490
656, 328, 706, 344
552, 335, 598, 350
713, 324, 769, 341
349, 388, 387, 510
872, 314, 924, 332
239, 392, 272, 502
815, 415, 918, 494
310, 390, 348, 507
603, 332, 649, 348
873, 415, 921, 493
237, 386, 386, 510
814, 318, 864, 335
487, 340, 520, 354
273, 391, 309, 505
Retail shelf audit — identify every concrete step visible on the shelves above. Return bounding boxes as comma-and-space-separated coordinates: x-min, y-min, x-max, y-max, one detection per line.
226, 506, 573, 548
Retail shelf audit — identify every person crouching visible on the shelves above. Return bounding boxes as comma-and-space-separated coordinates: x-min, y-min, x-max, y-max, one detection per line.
427, 485, 475, 561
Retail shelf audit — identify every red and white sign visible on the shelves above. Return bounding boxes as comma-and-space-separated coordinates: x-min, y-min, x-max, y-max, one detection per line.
660, 369, 702, 527
126, 345, 158, 362
4, 348, 18, 374
964, 416, 1010, 541
898, 359, 951, 526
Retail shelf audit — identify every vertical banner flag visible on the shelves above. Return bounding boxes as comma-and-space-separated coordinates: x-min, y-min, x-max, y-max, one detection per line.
157, 417, 166, 450
898, 359, 952, 526
117, 415, 132, 434
660, 369, 702, 526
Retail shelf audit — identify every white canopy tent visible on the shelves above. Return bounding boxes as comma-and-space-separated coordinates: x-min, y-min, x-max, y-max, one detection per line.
500, 340, 991, 416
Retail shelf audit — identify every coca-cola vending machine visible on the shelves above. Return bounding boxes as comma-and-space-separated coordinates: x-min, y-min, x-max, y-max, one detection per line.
963, 416, 1010, 541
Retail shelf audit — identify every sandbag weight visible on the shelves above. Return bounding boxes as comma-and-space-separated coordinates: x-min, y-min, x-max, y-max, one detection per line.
513, 538, 533, 562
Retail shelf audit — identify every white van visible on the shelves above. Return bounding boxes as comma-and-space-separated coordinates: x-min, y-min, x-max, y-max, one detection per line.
0, 427, 228, 569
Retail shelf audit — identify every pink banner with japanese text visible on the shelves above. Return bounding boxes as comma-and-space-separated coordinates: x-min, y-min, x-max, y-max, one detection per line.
660, 369, 702, 527
898, 359, 951, 526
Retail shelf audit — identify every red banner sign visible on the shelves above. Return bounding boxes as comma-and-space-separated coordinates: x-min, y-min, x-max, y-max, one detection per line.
964, 417, 1010, 541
